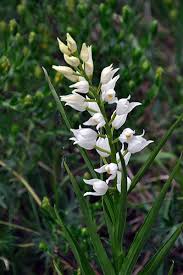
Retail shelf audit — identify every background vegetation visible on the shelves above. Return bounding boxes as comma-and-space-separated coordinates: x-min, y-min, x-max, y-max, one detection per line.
0, 0, 183, 274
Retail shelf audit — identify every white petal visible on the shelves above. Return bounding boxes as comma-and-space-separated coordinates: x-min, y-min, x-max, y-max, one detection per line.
83, 117, 97, 126
94, 165, 107, 174
112, 114, 127, 129
124, 152, 131, 165
106, 173, 116, 183
128, 102, 142, 112
84, 192, 101, 197
83, 179, 96, 185
128, 136, 154, 153
101, 75, 120, 93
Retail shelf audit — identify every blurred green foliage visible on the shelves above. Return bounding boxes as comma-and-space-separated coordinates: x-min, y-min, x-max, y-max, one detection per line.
0, 0, 183, 274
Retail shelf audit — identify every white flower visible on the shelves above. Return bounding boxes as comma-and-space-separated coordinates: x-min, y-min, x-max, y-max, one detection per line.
112, 113, 128, 129
116, 171, 132, 192
60, 93, 87, 112
119, 128, 154, 153
116, 95, 141, 115
86, 98, 100, 115
52, 65, 79, 82
100, 64, 119, 84
80, 43, 89, 62
83, 179, 108, 196
102, 89, 117, 104
96, 137, 111, 157
69, 79, 89, 94
83, 113, 105, 130
101, 75, 119, 93
84, 46, 93, 78
57, 37, 70, 55
70, 126, 97, 150
111, 96, 141, 129
119, 128, 135, 143
127, 130, 154, 153
64, 54, 80, 67
66, 33, 77, 53
95, 163, 118, 183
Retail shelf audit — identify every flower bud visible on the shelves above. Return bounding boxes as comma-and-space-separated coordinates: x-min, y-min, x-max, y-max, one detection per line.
80, 43, 89, 62
52, 65, 79, 82
64, 54, 80, 67
57, 37, 70, 55
100, 64, 119, 84
66, 33, 77, 53
84, 46, 93, 78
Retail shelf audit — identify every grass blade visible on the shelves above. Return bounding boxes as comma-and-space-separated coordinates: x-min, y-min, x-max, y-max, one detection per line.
139, 225, 182, 275
0, 160, 41, 206
168, 261, 175, 275
64, 161, 115, 275
54, 207, 95, 275
120, 156, 181, 275
117, 151, 127, 247
129, 113, 183, 191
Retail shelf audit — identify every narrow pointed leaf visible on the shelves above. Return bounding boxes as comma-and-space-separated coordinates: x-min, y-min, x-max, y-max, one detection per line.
54, 207, 95, 275
64, 161, 115, 275
168, 261, 174, 275
116, 151, 127, 249
129, 113, 183, 191
139, 225, 182, 275
43, 67, 97, 178
120, 157, 181, 275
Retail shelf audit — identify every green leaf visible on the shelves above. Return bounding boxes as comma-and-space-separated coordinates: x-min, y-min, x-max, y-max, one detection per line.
139, 225, 182, 275
168, 261, 174, 275
64, 161, 115, 275
120, 156, 181, 275
54, 207, 95, 275
129, 113, 183, 192
115, 151, 127, 254
43, 67, 97, 179
53, 259, 63, 275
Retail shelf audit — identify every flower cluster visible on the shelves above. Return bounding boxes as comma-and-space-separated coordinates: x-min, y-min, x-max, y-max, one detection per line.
52, 34, 153, 197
